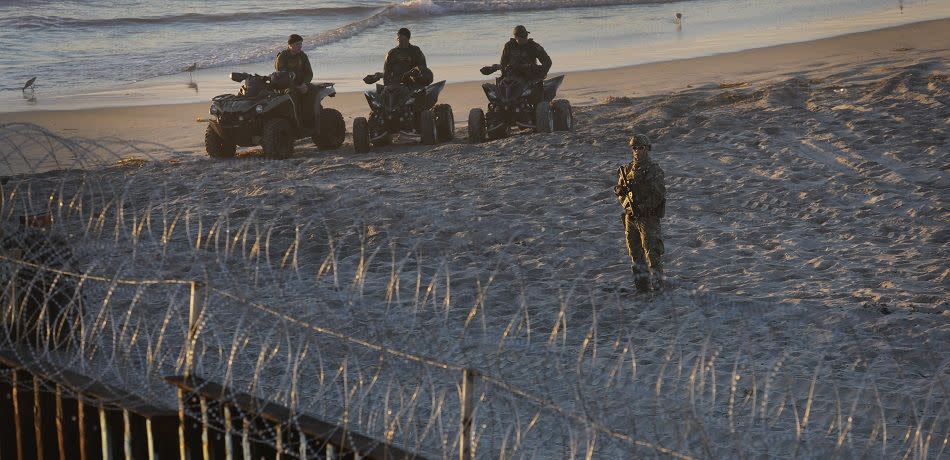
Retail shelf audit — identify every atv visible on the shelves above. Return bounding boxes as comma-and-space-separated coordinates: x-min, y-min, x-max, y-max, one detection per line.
204, 71, 346, 159
352, 68, 454, 153
467, 64, 573, 143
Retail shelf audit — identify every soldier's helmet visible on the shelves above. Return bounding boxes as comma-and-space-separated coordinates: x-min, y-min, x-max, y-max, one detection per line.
629, 134, 652, 150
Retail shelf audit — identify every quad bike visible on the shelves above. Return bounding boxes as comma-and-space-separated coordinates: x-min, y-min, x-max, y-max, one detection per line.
204, 71, 346, 159
467, 64, 573, 142
352, 68, 454, 153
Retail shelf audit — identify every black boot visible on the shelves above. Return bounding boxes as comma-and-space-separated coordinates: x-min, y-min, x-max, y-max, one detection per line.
632, 266, 652, 293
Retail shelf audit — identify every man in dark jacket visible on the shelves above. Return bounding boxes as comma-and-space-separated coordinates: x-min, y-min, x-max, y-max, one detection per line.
275, 34, 314, 90
384, 28, 429, 86
501, 25, 552, 81
274, 34, 317, 131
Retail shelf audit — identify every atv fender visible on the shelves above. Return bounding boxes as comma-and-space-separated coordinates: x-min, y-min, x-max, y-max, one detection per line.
313, 83, 336, 101
542, 75, 564, 102
481, 82, 498, 99
425, 80, 446, 110
259, 94, 292, 113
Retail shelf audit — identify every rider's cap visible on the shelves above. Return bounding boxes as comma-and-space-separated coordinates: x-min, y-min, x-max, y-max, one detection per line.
288, 34, 303, 45
513, 25, 529, 38
398, 27, 411, 38
629, 134, 652, 150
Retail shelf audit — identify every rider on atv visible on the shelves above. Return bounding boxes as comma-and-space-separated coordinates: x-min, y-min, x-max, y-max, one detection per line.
275, 34, 318, 130
385, 28, 430, 86
499, 25, 551, 83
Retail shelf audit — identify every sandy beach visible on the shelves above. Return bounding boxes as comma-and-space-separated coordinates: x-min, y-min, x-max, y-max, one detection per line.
3, 19, 948, 159
1, 17, 948, 459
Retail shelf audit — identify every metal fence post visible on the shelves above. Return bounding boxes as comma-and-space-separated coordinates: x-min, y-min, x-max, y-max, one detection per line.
146, 418, 156, 460
178, 389, 187, 460
100, 404, 112, 460
223, 405, 234, 460
459, 368, 476, 460
12, 370, 24, 460
34, 376, 44, 460
185, 281, 199, 378
78, 396, 86, 460
56, 384, 66, 460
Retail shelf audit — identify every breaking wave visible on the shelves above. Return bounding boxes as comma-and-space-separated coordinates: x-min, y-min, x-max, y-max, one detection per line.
201, 0, 687, 72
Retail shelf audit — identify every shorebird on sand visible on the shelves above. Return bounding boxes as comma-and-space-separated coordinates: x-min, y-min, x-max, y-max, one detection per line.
22, 76, 37, 92
673, 12, 683, 24
182, 62, 198, 74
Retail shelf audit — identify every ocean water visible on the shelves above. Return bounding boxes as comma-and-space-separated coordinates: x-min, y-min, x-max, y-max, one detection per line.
1, 0, 947, 110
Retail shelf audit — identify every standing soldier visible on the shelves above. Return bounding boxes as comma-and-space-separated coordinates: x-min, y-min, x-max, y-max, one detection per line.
614, 134, 667, 292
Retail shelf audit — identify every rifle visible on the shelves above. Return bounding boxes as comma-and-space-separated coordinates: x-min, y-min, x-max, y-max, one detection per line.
616, 165, 636, 214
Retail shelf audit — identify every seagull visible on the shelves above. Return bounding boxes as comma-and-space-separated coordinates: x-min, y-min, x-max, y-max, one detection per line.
22, 76, 36, 91
182, 62, 198, 74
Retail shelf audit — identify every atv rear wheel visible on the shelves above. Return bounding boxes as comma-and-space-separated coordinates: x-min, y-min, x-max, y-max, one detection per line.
534, 101, 554, 134
434, 104, 455, 142
468, 108, 486, 143
420, 109, 437, 145
553, 99, 573, 131
205, 124, 236, 159
314, 108, 346, 150
261, 119, 294, 159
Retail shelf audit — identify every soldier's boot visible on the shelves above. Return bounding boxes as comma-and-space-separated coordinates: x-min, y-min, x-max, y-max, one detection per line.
632, 265, 651, 293
651, 268, 665, 292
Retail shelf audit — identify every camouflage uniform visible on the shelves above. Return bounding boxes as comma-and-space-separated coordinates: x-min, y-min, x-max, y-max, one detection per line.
615, 135, 666, 292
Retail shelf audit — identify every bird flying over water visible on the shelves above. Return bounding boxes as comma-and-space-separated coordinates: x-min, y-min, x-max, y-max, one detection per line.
22, 76, 36, 91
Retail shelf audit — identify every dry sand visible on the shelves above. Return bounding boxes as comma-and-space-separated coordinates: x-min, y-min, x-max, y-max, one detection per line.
1, 19, 948, 458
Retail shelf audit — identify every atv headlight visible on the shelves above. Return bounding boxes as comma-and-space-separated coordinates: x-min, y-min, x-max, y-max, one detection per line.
210, 104, 219, 115
255, 105, 264, 114
486, 89, 497, 99
521, 88, 533, 97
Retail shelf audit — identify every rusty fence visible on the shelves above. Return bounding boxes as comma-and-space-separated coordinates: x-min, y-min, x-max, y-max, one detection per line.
0, 346, 426, 460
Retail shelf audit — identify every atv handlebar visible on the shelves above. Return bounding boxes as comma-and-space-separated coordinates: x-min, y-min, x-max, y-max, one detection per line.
364, 67, 430, 86
480, 64, 501, 75
230, 72, 251, 82
363, 72, 384, 84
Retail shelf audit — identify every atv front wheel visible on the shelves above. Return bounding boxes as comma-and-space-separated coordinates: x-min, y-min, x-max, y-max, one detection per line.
420, 109, 437, 145
314, 108, 346, 150
205, 124, 236, 159
553, 99, 573, 131
468, 108, 486, 143
534, 101, 554, 134
434, 104, 455, 142
353, 117, 370, 153
261, 119, 294, 159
